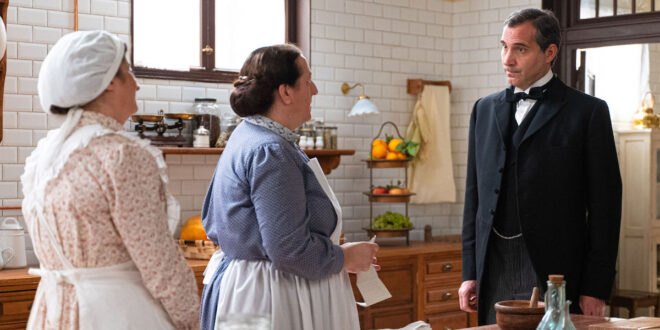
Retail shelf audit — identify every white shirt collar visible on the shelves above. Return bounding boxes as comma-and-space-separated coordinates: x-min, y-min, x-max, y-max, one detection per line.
514, 69, 553, 94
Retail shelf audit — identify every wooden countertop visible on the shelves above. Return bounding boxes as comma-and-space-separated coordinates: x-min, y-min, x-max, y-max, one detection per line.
0, 267, 40, 291
467, 315, 623, 330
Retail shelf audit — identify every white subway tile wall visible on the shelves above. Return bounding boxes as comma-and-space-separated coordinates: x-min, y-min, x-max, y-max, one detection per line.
0, 0, 540, 263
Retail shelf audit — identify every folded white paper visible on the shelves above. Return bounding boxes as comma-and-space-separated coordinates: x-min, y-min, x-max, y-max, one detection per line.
356, 236, 392, 307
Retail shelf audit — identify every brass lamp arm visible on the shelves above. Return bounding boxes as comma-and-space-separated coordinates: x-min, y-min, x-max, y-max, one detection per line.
341, 82, 367, 98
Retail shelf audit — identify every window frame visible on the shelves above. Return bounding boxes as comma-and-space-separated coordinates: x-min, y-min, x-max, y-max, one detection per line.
129, 0, 309, 84
544, 0, 660, 88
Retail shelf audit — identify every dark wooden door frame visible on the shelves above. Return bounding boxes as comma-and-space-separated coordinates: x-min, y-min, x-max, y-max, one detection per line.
543, 0, 660, 88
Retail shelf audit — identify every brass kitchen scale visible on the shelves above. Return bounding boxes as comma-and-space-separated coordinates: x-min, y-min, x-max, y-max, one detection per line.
131, 110, 196, 147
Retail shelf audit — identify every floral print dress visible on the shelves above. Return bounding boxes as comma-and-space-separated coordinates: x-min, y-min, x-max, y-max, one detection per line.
23, 111, 200, 330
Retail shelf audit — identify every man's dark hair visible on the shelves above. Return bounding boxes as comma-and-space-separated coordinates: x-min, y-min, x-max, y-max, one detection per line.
504, 8, 561, 66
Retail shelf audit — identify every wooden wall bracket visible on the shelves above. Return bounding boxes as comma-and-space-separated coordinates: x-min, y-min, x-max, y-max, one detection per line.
406, 79, 452, 96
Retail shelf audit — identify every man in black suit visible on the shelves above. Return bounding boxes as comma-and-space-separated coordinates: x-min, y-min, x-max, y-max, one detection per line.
458, 8, 622, 325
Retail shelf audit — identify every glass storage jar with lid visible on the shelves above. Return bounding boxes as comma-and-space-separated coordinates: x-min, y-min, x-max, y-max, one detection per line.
193, 98, 220, 147
216, 113, 241, 148
323, 126, 338, 149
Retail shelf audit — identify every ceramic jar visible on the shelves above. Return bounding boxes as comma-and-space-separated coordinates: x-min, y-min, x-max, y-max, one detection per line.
0, 218, 27, 268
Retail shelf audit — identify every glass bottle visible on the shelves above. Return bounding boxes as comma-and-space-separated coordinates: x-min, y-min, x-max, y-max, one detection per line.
536, 275, 576, 330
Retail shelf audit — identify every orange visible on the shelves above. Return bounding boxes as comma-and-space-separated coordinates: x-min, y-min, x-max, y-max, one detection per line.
180, 215, 210, 241
372, 144, 387, 159
372, 139, 386, 148
396, 151, 407, 159
388, 139, 403, 152
385, 152, 398, 160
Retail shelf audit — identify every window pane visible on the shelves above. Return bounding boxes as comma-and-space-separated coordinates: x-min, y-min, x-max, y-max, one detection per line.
581, 0, 596, 19
215, 0, 285, 71
618, 0, 633, 15
133, 0, 200, 71
638, 0, 652, 13
600, 0, 614, 17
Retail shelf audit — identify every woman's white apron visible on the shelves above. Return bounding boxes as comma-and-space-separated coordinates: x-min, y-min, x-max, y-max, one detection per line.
209, 157, 359, 330
21, 109, 179, 330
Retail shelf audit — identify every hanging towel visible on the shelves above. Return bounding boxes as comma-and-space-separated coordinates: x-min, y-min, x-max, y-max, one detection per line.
406, 85, 456, 203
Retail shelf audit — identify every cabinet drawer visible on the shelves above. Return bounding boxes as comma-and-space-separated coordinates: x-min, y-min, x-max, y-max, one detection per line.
424, 258, 462, 284
424, 285, 459, 313
427, 311, 468, 330
0, 290, 35, 326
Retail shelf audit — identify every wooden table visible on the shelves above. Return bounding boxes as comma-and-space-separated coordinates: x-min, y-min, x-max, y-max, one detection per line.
465, 314, 623, 330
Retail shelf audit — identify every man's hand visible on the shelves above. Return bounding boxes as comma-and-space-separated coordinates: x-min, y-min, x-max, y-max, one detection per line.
459, 280, 478, 312
580, 295, 605, 316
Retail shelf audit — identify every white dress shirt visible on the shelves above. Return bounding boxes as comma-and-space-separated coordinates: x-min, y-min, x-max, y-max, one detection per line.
514, 69, 553, 124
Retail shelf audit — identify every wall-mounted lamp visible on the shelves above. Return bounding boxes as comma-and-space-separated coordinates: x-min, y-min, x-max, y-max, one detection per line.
341, 82, 380, 117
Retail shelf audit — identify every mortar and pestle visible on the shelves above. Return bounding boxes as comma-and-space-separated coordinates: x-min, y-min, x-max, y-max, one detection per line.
495, 287, 546, 330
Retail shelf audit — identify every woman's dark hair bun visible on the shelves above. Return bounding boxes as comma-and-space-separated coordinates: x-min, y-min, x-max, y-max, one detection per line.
230, 44, 303, 117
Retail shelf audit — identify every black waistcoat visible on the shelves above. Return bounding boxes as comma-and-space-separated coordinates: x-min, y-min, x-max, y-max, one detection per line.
492, 99, 543, 236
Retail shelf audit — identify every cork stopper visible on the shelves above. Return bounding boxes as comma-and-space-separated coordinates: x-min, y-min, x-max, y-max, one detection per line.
548, 274, 564, 286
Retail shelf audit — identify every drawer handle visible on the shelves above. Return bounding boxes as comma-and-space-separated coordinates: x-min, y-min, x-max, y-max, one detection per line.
442, 292, 453, 301
445, 327, 453, 330
442, 263, 453, 272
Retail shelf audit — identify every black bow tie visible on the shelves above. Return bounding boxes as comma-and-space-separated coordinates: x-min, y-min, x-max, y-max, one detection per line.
505, 86, 545, 103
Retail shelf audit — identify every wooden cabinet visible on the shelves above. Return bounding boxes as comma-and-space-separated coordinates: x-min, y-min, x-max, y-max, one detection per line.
348, 241, 472, 330
0, 268, 40, 329
0, 243, 470, 329
0, 262, 204, 329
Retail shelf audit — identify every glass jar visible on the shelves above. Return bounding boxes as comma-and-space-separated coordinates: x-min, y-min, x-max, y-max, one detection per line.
323, 126, 338, 149
216, 113, 240, 148
193, 125, 210, 148
314, 118, 325, 139
300, 128, 315, 140
193, 98, 221, 147
315, 136, 324, 149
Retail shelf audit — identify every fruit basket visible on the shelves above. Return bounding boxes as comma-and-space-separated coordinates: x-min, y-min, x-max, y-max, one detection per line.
362, 121, 418, 245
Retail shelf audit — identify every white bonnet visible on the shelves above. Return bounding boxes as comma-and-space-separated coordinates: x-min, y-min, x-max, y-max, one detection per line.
37, 30, 125, 114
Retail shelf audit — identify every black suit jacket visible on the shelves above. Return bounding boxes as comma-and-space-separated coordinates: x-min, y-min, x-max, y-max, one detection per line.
461, 78, 622, 307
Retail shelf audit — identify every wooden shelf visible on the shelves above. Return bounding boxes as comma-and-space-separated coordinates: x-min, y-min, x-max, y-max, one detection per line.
159, 147, 355, 175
